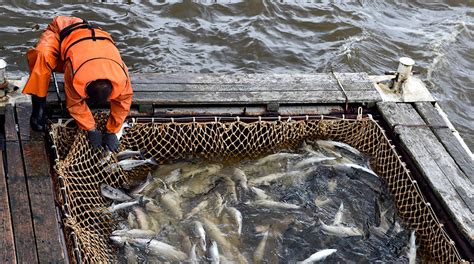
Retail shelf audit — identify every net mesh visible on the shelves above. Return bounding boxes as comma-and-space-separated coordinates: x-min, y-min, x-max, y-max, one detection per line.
49, 113, 465, 263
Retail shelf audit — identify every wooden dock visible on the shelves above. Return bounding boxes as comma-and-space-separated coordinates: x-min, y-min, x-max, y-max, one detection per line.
1, 103, 66, 263
1, 72, 473, 262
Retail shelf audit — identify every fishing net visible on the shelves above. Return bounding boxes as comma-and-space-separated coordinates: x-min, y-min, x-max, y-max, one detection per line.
49, 113, 465, 263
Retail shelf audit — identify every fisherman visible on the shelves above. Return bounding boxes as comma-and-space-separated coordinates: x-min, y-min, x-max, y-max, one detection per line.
23, 16, 133, 152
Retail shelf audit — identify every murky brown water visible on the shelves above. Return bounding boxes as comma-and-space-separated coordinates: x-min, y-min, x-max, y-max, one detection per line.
0, 0, 473, 149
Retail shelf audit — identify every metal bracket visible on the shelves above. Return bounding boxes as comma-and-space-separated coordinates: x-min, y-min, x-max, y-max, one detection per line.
138, 104, 154, 114
266, 103, 279, 113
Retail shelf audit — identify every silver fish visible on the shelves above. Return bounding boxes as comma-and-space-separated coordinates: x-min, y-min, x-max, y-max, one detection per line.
129, 238, 188, 261
130, 172, 155, 196
231, 168, 248, 190
293, 156, 337, 169
124, 242, 138, 264
300, 249, 337, 263
117, 149, 144, 161
209, 240, 220, 264
226, 207, 243, 235
319, 220, 363, 237
202, 217, 233, 256
254, 152, 300, 166
223, 176, 238, 202
316, 140, 361, 156
118, 158, 158, 171
100, 183, 133, 202
185, 200, 209, 219
247, 199, 300, 210
108, 200, 140, 213
335, 163, 378, 178
249, 171, 301, 186
250, 187, 271, 200
160, 192, 183, 219
134, 207, 150, 230
253, 230, 270, 264
192, 221, 207, 252
314, 195, 331, 207
408, 230, 417, 264
112, 229, 156, 239
189, 243, 198, 264
333, 203, 344, 225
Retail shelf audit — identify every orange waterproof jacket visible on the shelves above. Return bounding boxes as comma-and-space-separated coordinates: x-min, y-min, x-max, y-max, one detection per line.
23, 16, 133, 133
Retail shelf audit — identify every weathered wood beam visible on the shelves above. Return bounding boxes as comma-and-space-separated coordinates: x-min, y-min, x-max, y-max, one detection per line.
377, 102, 474, 248
4, 104, 38, 264
16, 103, 65, 263
0, 150, 16, 264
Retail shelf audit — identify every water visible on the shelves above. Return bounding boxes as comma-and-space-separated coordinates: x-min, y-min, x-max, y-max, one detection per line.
111, 140, 411, 263
0, 1, 473, 149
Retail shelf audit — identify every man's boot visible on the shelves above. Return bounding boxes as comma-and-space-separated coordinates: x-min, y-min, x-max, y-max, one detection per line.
30, 95, 47, 131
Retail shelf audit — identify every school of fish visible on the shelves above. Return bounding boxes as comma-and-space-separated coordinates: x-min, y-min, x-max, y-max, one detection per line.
102, 139, 417, 263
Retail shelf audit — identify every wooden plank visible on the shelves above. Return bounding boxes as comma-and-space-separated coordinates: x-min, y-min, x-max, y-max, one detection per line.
0, 150, 16, 264
51, 72, 376, 89
16, 103, 45, 142
154, 105, 345, 117
47, 73, 382, 105
414, 102, 474, 183
5, 104, 18, 141
48, 90, 380, 106
15, 103, 65, 263
5, 141, 39, 263
377, 102, 474, 246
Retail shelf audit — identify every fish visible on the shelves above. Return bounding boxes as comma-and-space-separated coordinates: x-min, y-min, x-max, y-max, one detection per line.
127, 212, 138, 229
249, 171, 302, 186
160, 192, 183, 219
124, 242, 138, 264
316, 140, 361, 156
226, 207, 243, 235
209, 241, 220, 264
108, 200, 140, 213
246, 199, 300, 210
100, 183, 133, 202
408, 230, 417, 264
319, 219, 363, 237
112, 229, 156, 239
231, 168, 248, 190
117, 158, 158, 171
223, 176, 238, 202
130, 172, 155, 196
180, 163, 223, 179
162, 168, 182, 185
299, 249, 337, 263
250, 186, 271, 200
314, 196, 331, 207
185, 200, 209, 219
110, 235, 128, 245
334, 163, 378, 178
116, 121, 131, 140
191, 221, 207, 252
293, 156, 337, 169
189, 243, 198, 264
202, 217, 234, 257
253, 230, 270, 264
129, 238, 188, 261
254, 152, 300, 166
134, 207, 150, 230
327, 179, 337, 193
333, 203, 344, 225
117, 149, 144, 161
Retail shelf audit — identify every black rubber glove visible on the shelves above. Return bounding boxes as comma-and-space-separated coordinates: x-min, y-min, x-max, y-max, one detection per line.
87, 129, 103, 150
30, 95, 47, 132
103, 132, 119, 152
